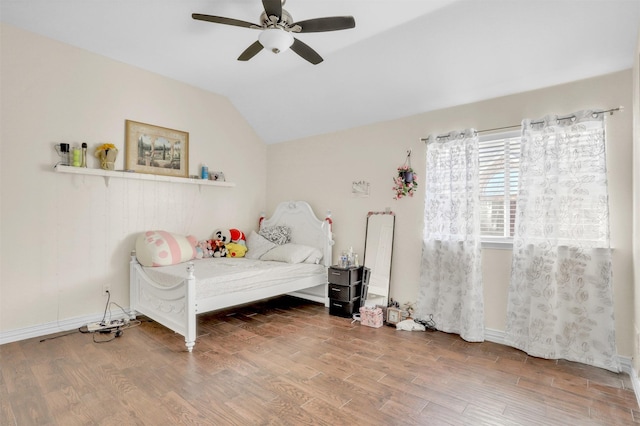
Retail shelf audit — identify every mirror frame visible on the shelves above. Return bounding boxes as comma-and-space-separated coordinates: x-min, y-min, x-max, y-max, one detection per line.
362, 210, 395, 307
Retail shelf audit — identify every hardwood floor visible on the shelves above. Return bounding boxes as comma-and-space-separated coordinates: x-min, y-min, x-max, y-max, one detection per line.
1, 296, 638, 425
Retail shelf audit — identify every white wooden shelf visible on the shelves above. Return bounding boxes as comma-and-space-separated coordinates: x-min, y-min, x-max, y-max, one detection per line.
54, 165, 235, 188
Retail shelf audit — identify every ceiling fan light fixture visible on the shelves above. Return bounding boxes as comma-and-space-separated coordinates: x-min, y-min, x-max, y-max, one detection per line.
259, 28, 294, 54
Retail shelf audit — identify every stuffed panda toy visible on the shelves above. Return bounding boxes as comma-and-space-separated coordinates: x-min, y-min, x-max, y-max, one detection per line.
212, 228, 246, 246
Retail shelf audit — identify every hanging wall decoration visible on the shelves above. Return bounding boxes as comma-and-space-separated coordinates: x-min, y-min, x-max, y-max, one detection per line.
352, 180, 370, 197
393, 149, 418, 199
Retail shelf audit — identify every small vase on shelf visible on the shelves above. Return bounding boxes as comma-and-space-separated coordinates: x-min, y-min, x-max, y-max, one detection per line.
95, 143, 118, 171
100, 149, 118, 170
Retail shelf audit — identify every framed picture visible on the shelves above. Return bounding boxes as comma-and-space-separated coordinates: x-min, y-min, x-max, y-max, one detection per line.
351, 180, 370, 198
386, 307, 401, 325
125, 120, 189, 178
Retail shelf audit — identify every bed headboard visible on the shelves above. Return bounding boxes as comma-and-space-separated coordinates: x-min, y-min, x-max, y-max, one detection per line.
260, 201, 334, 267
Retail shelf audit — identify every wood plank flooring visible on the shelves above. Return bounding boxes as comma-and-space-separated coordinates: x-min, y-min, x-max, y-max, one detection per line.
1, 296, 638, 425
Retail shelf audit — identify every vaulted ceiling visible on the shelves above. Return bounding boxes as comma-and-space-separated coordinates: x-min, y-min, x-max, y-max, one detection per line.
2, 0, 639, 144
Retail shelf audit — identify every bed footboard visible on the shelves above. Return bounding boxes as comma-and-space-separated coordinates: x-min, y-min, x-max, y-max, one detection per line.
130, 253, 196, 352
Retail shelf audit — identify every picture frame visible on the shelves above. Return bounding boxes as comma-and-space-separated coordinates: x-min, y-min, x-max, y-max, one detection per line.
125, 120, 189, 178
351, 180, 370, 198
386, 307, 401, 325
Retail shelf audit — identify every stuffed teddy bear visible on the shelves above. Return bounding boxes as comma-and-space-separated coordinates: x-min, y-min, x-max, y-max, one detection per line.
226, 242, 247, 258
211, 239, 227, 257
196, 239, 215, 259
195, 245, 204, 259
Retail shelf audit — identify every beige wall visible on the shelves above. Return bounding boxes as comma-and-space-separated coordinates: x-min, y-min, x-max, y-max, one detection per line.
0, 24, 267, 332
1, 23, 635, 361
267, 70, 634, 356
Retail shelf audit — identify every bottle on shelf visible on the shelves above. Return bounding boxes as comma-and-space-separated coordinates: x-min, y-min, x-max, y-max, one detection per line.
340, 251, 348, 268
81, 143, 88, 168
72, 146, 82, 167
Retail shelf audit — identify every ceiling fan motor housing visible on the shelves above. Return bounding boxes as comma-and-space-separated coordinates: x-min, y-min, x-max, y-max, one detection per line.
260, 9, 297, 31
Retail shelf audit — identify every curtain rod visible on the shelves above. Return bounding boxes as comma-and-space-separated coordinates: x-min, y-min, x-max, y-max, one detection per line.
421, 106, 622, 142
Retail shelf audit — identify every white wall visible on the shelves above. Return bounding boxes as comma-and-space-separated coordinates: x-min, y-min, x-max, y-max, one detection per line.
266, 70, 634, 356
0, 24, 267, 333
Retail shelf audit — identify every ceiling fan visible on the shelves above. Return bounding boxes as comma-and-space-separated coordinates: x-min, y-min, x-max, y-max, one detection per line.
192, 0, 356, 65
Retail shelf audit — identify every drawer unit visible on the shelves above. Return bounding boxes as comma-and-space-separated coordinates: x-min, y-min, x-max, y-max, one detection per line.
329, 297, 361, 318
328, 266, 362, 286
328, 282, 361, 302
328, 266, 363, 317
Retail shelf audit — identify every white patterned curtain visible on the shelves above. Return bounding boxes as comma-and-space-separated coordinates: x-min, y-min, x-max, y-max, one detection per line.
505, 110, 619, 372
417, 129, 484, 342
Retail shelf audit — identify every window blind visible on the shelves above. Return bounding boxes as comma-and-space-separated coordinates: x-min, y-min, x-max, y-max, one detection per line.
478, 131, 520, 239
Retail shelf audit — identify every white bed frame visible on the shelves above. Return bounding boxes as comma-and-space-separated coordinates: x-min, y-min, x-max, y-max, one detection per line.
129, 201, 334, 352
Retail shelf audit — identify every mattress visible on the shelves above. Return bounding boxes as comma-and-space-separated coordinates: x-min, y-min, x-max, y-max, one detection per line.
142, 258, 326, 300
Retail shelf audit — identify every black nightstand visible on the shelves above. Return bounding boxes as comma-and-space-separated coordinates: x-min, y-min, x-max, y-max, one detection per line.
328, 265, 363, 317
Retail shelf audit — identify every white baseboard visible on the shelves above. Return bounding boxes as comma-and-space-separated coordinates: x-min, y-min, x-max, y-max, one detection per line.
484, 327, 507, 345
485, 327, 640, 408
0, 309, 131, 345
620, 357, 640, 409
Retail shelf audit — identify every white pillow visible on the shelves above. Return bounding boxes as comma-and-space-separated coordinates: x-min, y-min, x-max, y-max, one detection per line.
303, 247, 323, 264
396, 320, 426, 331
245, 231, 276, 260
260, 243, 320, 264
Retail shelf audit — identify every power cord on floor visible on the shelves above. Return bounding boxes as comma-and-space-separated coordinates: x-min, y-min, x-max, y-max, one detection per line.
414, 314, 437, 331
39, 330, 81, 342
40, 289, 142, 345
92, 328, 124, 343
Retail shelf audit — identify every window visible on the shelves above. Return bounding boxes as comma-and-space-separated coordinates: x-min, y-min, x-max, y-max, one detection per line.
478, 131, 520, 242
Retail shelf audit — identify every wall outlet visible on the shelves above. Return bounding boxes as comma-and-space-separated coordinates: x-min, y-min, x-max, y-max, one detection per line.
102, 284, 110, 296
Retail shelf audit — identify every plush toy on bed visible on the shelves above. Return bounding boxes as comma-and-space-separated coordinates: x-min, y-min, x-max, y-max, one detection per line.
196, 239, 215, 259
211, 239, 227, 257
226, 242, 247, 258
230, 229, 246, 246
212, 228, 246, 246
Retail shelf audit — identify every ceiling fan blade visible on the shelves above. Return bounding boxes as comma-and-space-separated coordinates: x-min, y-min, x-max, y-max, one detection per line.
192, 13, 258, 29
238, 41, 264, 61
290, 38, 323, 65
262, 0, 282, 19
294, 16, 355, 33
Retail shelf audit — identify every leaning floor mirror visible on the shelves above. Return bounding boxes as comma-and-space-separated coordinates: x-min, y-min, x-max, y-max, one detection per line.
362, 210, 395, 307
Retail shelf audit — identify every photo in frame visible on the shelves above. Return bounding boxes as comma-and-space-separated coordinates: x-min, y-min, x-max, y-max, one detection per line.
386, 307, 402, 325
125, 120, 189, 178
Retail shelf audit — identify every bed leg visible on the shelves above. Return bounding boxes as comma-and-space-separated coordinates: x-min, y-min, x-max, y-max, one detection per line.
185, 340, 195, 353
